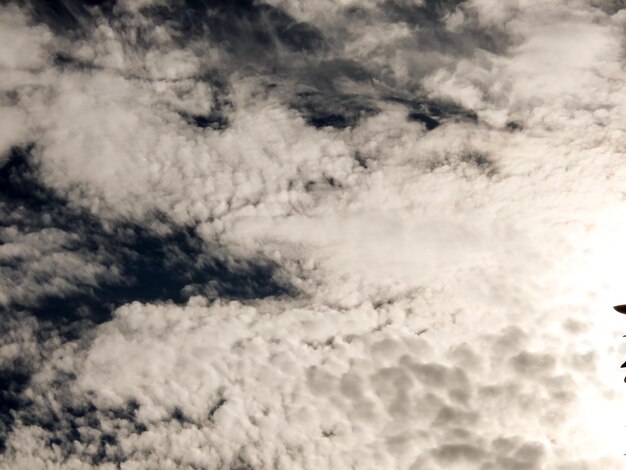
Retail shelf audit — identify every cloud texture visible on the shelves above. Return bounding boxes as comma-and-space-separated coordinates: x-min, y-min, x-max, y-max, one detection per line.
1, 0, 626, 468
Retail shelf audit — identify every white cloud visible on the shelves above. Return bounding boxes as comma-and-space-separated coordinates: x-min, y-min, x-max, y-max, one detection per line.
0, 5, 52, 71
0, 225, 119, 308
3, 291, 621, 469
1, 0, 626, 468
0, 107, 29, 161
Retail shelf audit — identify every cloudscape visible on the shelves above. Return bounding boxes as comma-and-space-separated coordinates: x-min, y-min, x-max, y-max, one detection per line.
1, 0, 626, 468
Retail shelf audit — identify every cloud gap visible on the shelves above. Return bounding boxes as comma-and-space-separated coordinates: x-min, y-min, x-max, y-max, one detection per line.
0, 146, 297, 331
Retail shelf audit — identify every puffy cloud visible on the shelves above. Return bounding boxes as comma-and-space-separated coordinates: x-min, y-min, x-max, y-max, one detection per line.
1, 295, 621, 469
1, 0, 626, 468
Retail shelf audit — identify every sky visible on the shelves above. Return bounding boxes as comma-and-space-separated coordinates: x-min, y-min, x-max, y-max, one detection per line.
1, 0, 626, 468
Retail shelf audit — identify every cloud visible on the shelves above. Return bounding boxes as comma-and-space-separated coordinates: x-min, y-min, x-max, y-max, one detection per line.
0, 147, 294, 318
1, 296, 620, 469
1, 0, 626, 468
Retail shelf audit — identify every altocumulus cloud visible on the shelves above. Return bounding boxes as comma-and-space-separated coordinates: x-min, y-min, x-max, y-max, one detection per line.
1, 0, 626, 468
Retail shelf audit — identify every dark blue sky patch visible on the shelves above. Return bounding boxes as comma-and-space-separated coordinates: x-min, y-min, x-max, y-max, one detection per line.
0, 366, 30, 453
506, 121, 523, 132
354, 151, 369, 169
53, 52, 99, 72
26, 0, 117, 34
0, 312, 49, 455
19, 0, 491, 136
194, 0, 325, 54
0, 147, 296, 332
383, 0, 465, 25
305, 59, 373, 88
16, 396, 147, 465
381, 0, 511, 56
167, 75, 233, 131
590, 0, 624, 15
408, 112, 440, 130
9, 381, 228, 465
181, 111, 229, 130
28, 0, 326, 79
291, 91, 379, 129
384, 96, 478, 129
143, 0, 326, 58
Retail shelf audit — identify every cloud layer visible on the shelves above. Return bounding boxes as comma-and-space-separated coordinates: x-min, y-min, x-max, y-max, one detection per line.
1, 0, 626, 468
